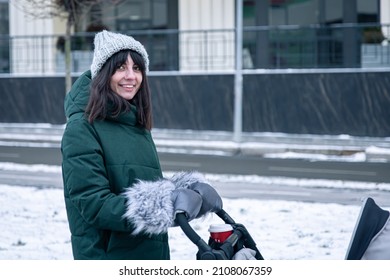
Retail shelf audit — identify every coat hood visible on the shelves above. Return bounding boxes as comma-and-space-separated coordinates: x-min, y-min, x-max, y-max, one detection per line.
64, 70, 92, 119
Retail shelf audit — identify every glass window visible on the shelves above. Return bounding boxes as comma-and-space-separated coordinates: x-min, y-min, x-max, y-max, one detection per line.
358, 0, 381, 44
76, 0, 178, 71
269, 0, 318, 26
0, 0, 9, 73
0, 1, 8, 34
358, 0, 379, 23
243, 0, 380, 69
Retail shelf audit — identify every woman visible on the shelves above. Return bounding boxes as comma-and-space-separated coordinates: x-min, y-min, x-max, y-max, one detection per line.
61, 30, 223, 260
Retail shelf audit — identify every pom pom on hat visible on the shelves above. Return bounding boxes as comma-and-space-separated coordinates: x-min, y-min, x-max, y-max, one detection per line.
90, 30, 149, 78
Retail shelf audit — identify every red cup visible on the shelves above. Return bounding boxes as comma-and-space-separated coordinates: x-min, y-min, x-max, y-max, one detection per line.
208, 224, 233, 243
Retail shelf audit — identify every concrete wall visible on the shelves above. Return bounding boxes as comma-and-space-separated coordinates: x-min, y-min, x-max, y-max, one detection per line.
1, 70, 389, 137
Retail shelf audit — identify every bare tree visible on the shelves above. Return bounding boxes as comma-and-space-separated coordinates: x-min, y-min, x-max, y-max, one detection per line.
12, 0, 113, 94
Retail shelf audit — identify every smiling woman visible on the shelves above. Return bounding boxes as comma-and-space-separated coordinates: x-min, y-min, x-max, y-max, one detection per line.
60, 30, 224, 260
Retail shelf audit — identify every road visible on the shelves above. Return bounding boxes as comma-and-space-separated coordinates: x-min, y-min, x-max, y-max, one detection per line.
1, 145, 390, 183
1, 168, 389, 207
160, 153, 390, 183
1, 145, 390, 206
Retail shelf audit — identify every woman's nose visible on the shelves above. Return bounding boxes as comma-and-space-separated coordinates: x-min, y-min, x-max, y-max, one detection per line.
125, 68, 135, 79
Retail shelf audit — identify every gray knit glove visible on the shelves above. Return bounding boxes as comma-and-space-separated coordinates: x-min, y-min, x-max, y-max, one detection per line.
171, 188, 203, 222
188, 182, 223, 217
232, 248, 257, 260
170, 171, 223, 218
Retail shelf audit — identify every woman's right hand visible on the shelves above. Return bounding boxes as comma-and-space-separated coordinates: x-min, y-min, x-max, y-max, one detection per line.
171, 188, 203, 221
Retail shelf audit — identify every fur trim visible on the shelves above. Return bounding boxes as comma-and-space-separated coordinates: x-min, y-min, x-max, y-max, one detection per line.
122, 179, 176, 235
169, 171, 208, 189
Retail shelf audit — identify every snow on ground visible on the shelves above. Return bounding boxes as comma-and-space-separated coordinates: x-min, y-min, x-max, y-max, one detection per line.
0, 162, 377, 260
0, 183, 361, 260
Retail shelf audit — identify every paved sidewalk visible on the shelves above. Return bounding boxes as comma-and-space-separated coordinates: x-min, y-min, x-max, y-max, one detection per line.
0, 123, 390, 161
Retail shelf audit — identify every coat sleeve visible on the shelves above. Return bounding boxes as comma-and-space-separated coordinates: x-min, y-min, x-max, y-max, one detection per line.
62, 118, 137, 233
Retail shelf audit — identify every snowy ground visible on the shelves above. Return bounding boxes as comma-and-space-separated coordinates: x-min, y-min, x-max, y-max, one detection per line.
0, 183, 359, 260
0, 125, 389, 260
2, 163, 388, 260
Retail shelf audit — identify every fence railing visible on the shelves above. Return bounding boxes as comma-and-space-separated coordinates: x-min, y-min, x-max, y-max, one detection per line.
1, 23, 390, 75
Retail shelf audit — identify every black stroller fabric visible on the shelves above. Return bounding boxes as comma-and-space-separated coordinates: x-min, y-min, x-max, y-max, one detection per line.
345, 197, 390, 260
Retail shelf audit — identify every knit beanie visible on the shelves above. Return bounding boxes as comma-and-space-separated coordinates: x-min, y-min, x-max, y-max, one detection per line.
90, 30, 149, 78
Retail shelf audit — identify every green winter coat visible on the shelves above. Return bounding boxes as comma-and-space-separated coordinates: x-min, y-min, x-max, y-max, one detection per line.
61, 70, 170, 260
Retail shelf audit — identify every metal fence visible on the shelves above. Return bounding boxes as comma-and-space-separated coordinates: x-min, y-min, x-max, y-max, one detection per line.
1, 23, 390, 75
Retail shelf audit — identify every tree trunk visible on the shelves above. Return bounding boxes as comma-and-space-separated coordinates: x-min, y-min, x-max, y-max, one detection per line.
64, 14, 72, 95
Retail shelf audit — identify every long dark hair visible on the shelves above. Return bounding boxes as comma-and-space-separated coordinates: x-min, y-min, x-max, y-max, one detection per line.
86, 49, 153, 130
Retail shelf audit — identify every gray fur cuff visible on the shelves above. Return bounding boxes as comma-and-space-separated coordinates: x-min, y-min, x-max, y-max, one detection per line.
122, 171, 208, 235
169, 171, 208, 189
122, 179, 176, 235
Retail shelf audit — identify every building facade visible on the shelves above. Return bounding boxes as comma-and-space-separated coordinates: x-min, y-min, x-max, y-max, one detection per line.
1, 0, 390, 138
0, 0, 388, 74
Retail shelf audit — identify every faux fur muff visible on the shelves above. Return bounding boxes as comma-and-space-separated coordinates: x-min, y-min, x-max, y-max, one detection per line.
170, 171, 208, 189
122, 171, 208, 235
122, 178, 175, 235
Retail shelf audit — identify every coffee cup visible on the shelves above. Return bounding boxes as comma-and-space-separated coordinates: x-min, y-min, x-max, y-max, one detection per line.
208, 224, 233, 243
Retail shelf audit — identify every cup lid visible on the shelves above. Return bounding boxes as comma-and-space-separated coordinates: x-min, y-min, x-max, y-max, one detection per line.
208, 224, 233, 233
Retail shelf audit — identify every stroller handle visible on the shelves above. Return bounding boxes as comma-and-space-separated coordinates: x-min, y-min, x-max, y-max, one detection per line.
174, 209, 264, 260
175, 211, 211, 253
175, 209, 233, 246
216, 209, 236, 224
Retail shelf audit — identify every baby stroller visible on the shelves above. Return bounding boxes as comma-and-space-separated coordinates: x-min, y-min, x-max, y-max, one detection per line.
176, 198, 390, 260
345, 197, 390, 260
175, 209, 264, 260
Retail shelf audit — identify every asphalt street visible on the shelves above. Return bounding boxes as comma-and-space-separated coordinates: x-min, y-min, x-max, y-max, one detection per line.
1, 167, 390, 207
1, 145, 389, 183
1, 124, 389, 206
1, 145, 390, 206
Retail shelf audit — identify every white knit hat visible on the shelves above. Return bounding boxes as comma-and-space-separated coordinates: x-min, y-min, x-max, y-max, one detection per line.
90, 30, 149, 78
